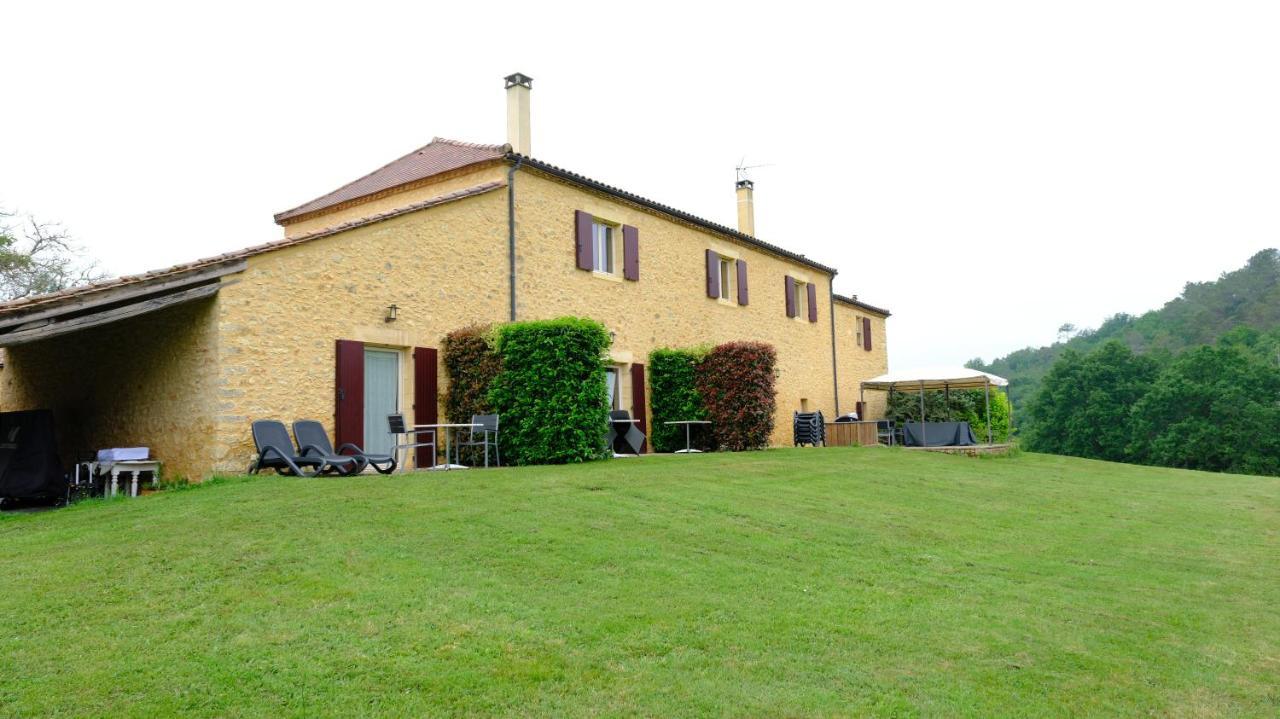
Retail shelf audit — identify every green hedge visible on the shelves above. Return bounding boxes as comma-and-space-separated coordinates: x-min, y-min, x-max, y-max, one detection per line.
488, 317, 612, 465
648, 347, 711, 452
695, 341, 777, 451
442, 325, 502, 465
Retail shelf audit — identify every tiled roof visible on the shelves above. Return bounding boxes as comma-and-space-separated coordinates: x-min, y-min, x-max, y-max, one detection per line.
273, 138, 509, 223
0, 182, 506, 319
833, 293, 891, 317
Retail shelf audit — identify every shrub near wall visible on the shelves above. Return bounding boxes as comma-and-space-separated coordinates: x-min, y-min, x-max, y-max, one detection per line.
695, 341, 777, 451
648, 347, 711, 452
488, 317, 612, 465
442, 325, 501, 423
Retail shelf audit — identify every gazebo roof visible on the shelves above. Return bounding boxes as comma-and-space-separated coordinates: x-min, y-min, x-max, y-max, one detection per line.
861, 367, 1009, 392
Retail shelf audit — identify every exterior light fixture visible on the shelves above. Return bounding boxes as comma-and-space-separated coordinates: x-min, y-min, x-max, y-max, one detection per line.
385, 304, 399, 323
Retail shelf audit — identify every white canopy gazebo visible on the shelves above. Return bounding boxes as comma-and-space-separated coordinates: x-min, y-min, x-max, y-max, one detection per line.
860, 367, 1010, 446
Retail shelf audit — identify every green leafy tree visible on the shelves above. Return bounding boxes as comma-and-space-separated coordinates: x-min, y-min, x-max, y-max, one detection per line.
1026, 341, 1160, 461
1129, 342, 1280, 475
0, 207, 103, 301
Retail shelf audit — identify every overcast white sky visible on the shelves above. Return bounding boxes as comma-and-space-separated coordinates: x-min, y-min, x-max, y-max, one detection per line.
3, 1, 1277, 369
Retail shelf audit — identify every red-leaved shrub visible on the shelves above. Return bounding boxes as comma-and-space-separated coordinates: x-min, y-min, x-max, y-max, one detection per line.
695, 341, 777, 451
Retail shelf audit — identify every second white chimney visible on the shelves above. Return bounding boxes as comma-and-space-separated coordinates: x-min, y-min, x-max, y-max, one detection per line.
505, 72, 533, 156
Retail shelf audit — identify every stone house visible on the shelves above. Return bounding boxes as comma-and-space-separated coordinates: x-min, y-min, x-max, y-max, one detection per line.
0, 73, 890, 480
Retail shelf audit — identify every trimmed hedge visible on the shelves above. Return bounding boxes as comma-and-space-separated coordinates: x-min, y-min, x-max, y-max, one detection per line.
488, 317, 612, 465
695, 341, 777, 451
648, 347, 712, 453
442, 325, 501, 423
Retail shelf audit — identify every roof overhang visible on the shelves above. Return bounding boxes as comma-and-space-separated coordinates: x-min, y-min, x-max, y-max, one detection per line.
0, 260, 244, 348
861, 367, 1009, 392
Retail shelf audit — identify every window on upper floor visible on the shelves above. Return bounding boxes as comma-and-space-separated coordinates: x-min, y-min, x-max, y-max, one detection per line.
592, 221, 615, 275
856, 315, 864, 346
718, 257, 733, 300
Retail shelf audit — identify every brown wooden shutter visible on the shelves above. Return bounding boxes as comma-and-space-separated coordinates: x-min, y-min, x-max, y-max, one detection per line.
622, 225, 639, 280
863, 317, 872, 351
574, 210, 593, 271
736, 259, 748, 305
630, 363, 648, 453
784, 276, 796, 317
705, 249, 720, 298
807, 283, 818, 323
856, 401, 867, 419
335, 339, 364, 449
413, 347, 438, 467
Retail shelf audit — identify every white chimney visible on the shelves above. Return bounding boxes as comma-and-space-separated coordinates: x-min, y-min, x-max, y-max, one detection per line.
505, 72, 533, 156
736, 179, 755, 236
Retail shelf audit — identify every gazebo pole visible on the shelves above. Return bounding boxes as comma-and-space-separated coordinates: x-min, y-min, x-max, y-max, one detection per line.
985, 378, 992, 445
945, 383, 951, 421
919, 380, 927, 447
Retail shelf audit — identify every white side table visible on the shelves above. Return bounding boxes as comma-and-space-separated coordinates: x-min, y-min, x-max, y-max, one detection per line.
97, 460, 162, 497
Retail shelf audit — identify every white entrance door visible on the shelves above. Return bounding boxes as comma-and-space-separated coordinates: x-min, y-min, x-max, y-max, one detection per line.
363, 348, 399, 456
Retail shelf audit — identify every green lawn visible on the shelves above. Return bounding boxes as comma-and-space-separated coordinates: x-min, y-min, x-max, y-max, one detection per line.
2, 448, 1277, 717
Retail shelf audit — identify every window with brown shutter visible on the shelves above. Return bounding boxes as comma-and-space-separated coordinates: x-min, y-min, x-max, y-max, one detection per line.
807, 283, 818, 323
574, 210, 593, 270
622, 225, 639, 280
706, 250, 720, 298
863, 317, 873, 351
735, 259, 748, 305
784, 276, 796, 317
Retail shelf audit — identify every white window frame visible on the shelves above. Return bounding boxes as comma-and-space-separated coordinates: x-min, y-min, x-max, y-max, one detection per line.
718, 257, 733, 300
592, 221, 616, 275
856, 315, 864, 346
792, 280, 806, 319
604, 366, 620, 409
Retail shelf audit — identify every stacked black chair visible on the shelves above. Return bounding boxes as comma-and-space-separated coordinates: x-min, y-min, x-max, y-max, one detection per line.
793, 410, 826, 447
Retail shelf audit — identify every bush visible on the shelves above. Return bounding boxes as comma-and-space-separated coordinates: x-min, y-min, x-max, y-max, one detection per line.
487, 317, 612, 465
695, 341, 777, 451
442, 325, 501, 422
648, 346, 712, 452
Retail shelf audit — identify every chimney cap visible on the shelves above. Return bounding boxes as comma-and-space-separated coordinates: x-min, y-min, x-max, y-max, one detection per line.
735, 179, 754, 189
504, 72, 533, 89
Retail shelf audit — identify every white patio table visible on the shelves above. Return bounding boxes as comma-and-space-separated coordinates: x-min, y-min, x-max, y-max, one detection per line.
663, 420, 711, 453
414, 423, 482, 470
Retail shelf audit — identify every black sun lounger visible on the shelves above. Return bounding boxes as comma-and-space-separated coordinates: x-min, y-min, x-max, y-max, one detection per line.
249, 420, 353, 477
292, 420, 396, 475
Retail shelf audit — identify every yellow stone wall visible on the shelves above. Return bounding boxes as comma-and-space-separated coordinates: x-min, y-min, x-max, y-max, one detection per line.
833, 302, 891, 420
0, 297, 221, 481
279, 163, 508, 238
210, 184, 511, 472
511, 169, 841, 447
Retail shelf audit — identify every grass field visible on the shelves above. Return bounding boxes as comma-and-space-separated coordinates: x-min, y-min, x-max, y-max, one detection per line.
2, 448, 1277, 717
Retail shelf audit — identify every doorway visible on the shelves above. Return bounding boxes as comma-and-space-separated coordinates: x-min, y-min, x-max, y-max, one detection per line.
362, 348, 399, 456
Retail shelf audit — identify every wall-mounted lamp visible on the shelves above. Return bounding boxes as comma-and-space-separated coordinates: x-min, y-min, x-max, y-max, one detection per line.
385, 304, 399, 323
608, 330, 616, 344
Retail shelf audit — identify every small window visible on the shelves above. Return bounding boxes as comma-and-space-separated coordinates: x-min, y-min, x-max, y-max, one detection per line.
592, 222, 615, 274
856, 316, 863, 346
792, 281, 806, 318
718, 257, 733, 300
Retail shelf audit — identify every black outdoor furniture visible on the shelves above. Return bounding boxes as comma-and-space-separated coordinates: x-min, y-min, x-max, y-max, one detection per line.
387, 414, 437, 471
901, 421, 977, 448
876, 420, 896, 446
607, 410, 646, 455
793, 410, 826, 446
454, 414, 500, 467
0, 409, 66, 505
250, 420, 352, 477
293, 420, 396, 475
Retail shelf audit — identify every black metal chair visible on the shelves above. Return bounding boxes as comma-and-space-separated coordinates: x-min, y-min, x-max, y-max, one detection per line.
454, 414, 500, 467
876, 420, 896, 446
388, 414, 437, 471
249, 420, 346, 477
606, 409, 646, 455
293, 420, 397, 475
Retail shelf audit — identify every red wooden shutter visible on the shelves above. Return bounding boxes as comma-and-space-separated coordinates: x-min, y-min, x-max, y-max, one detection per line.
807, 283, 819, 323
863, 317, 872, 351
705, 249, 720, 298
622, 225, 639, 280
736, 258, 748, 305
413, 347, 438, 467
574, 210, 593, 271
335, 340, 365, 449
630, 363, 648, 453
784, 276, 796, 317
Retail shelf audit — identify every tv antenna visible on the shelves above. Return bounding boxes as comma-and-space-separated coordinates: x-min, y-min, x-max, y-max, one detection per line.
735, 157, 773, 184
